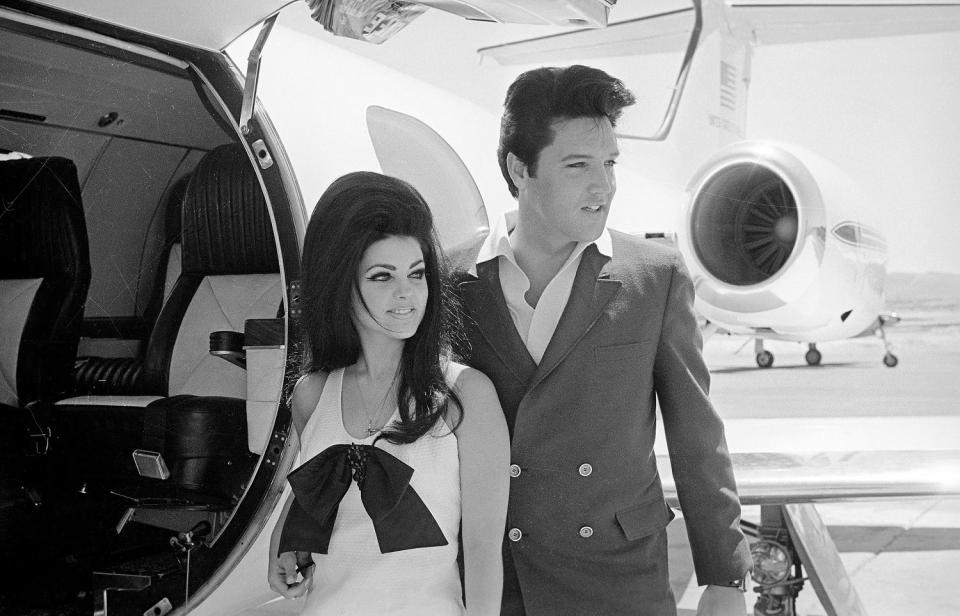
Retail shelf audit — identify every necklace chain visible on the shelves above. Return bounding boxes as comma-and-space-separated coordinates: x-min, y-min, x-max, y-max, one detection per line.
353, 366, 399, 436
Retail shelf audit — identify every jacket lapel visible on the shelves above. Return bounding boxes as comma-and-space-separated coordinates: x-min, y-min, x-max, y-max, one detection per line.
531, 245, 621, 389
459, 260, 538, 383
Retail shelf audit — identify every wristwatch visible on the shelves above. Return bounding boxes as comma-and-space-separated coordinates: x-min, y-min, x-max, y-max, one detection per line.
718, 578, 748, 592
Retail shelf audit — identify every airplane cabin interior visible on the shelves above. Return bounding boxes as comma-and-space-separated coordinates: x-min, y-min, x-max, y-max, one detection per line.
0, 16, 293, 615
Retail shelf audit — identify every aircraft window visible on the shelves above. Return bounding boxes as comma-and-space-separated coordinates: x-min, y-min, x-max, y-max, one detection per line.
832, 221, 888, 251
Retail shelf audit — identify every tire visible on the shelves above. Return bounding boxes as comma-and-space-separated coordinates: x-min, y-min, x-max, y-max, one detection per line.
756, 350, 774, 368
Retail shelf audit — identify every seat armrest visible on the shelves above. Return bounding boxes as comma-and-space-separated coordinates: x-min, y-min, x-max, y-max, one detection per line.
208, 319, 283, 370
244, 318, 284, 346
209, 331, 246, 369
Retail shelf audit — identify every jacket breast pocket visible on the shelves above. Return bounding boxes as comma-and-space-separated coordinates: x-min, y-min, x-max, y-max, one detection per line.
594, 341, 653, 364
616, 497, 676, 541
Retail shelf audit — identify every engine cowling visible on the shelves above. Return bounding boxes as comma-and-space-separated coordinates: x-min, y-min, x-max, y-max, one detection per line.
678, 141, 886, 341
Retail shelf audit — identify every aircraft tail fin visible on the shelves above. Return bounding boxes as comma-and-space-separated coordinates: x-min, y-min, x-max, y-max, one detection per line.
365, 105, 489, 269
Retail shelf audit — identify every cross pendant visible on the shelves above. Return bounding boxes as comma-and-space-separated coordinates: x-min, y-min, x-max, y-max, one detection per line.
367, 419, 378, 436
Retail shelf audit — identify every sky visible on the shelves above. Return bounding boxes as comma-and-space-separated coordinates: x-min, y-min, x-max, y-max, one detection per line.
742, 31, 960, 275
231, 3, 960, 275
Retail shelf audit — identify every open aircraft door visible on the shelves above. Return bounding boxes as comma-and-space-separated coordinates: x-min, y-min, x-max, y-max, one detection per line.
1, 2, 308, 613
0, 1, 609, 614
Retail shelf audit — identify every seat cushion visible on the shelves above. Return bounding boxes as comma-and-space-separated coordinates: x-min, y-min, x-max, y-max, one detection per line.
141, 273, 282, 397
54, 394, 253, 501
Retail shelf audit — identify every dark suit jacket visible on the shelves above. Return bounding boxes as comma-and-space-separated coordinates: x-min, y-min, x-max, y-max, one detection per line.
454, 230, 751, 616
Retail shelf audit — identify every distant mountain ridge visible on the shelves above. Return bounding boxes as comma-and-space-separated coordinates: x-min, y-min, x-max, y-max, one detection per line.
884, 272, 960, 331
885, 272, 960, 304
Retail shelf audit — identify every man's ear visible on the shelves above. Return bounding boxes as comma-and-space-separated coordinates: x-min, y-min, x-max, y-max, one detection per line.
506, 152, 529, 190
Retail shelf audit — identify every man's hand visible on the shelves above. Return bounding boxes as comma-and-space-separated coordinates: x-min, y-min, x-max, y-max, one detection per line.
696, 584, 747, 616
268, 550, 314, 599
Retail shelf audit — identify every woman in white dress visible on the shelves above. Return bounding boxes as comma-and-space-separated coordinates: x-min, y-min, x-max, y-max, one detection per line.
267, 171, 509, 615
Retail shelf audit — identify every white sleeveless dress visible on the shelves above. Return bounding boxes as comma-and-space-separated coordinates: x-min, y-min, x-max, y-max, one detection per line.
298, 367, 464, 615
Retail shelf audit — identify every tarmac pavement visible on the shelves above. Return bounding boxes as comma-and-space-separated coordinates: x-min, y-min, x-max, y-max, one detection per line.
665, 311, 960, 615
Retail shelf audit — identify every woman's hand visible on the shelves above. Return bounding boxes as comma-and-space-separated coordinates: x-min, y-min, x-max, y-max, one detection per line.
268, 375, 322, 599
268, 550, 314, 599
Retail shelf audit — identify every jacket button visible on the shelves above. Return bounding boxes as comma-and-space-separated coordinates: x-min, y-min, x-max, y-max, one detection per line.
509, 464, 521, 478
578, 463, 593, 477
578, 526, 594, 538
508, 528, 523, 542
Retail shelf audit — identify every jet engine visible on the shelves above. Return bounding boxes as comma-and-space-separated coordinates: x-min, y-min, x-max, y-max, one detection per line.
677, 141, 887, 343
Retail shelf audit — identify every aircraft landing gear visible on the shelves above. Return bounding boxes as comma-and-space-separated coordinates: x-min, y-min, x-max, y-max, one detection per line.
742, 507, 801, 616
804, 343, 822, 366
876, 314, 899, 368
755, 339, 774, 368
743, 504, 870, 616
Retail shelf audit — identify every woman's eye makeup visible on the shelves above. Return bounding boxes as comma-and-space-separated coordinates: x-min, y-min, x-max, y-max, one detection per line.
365, 267, 426, 282
366, 271, 391, 282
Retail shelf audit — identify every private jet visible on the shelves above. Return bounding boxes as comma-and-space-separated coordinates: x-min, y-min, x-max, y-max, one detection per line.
2, 1, 959, 615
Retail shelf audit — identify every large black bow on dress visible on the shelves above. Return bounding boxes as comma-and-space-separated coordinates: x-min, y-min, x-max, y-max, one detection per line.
277, 443, 448, 556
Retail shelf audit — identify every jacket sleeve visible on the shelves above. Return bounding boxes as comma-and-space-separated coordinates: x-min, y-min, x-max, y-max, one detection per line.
653, 254, 752, 585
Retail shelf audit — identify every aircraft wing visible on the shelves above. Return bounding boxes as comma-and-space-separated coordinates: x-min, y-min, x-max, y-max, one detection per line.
659, 446, 960, 612
726, 0, 960, 45
659, 449, 960, 506
478, 7, 696, 64
479, 0, 960, 65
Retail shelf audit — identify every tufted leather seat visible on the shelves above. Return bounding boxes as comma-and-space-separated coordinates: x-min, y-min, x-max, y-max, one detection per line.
54, 144, 282, 505
72, 172, 191, 397
0, 157, 90, 411
0, 157, 90, 566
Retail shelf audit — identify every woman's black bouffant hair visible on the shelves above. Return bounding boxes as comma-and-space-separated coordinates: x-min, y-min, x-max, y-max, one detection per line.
299, 171, 461, 443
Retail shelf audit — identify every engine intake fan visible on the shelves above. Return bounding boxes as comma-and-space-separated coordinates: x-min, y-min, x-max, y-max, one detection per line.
691, 163, 798, 286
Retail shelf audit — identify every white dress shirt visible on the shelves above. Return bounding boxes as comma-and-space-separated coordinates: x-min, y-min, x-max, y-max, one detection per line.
473, 210, 612, 364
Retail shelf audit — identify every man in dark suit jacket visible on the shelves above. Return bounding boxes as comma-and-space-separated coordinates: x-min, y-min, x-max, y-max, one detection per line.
453, 65, 752, 615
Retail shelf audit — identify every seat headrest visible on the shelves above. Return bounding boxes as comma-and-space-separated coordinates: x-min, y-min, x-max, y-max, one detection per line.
0, 157, 89, 281
181, 144, 279, 276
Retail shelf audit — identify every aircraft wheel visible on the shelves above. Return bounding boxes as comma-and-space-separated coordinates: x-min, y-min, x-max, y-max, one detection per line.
756, 350, 774, 368
805, 348, 822, 366
883, 353, 899, 368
